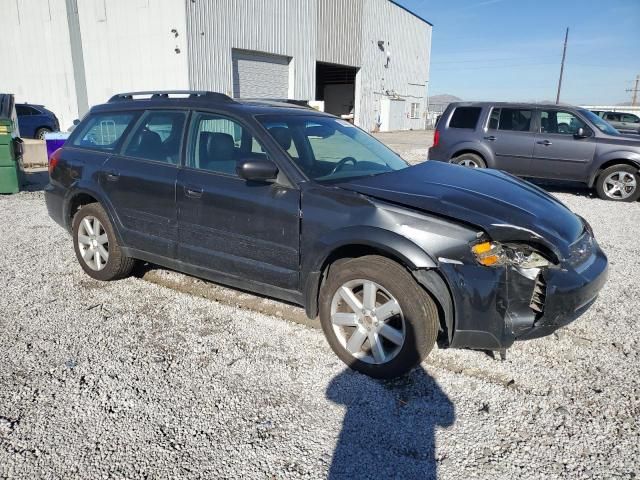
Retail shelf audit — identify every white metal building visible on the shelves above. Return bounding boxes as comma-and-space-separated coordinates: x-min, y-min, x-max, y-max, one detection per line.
1, 0, 432, 132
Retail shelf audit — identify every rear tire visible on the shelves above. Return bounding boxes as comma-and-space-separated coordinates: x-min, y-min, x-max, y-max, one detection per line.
35, 128, 51, 140
451, 152, 486, 168
319, 255, 439, 379
595, 164, 640, 202
72, 203, 136, 281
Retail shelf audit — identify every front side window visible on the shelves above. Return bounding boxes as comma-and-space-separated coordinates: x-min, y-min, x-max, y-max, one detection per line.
187, 112, 265, 176
259, 115, 408, 182
72, 112, 136, 150
123, 110, 186, 164
449, 107, 481, 129
540, 110, 586, 135
489, 108, 532, 132
622, 114, 640, 123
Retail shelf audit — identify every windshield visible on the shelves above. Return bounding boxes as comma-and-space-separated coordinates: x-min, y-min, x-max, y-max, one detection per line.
579, 109, 620, 135
258, 114, 409, 182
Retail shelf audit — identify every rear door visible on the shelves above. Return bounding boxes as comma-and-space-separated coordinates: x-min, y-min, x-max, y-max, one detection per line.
176, 111, 300, 289
99, 109, 187, 258
485, 106, 535, 174
529, 109, 596, 181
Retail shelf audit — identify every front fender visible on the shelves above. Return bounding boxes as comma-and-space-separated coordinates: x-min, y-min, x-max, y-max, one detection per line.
587, 151, 640, 186
302, 226, 437, 319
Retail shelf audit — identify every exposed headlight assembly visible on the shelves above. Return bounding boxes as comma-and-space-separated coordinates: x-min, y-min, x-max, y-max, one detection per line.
471, 241, 552, 268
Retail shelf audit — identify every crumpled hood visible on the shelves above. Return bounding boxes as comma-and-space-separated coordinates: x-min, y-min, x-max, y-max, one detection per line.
339, 161, 584, 259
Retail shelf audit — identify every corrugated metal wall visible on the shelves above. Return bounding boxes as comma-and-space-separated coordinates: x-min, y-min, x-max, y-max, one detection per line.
186, 0, 316, 99
0, 0, 79, 130
357, 0, 432, 131
316, 0, 363, 67
75, 0, 189, 109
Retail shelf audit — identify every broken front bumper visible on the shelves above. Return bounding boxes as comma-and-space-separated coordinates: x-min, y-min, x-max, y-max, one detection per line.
434, 235, 608, 350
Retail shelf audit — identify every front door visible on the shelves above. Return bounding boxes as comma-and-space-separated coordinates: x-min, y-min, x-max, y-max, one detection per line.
529, 109, 596, 182
177, 111, 300, 290
100, 109, 187, 257
485, 106, 535, 175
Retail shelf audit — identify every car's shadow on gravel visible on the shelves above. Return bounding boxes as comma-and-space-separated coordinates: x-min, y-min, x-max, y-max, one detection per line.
326, 366, 455, 479
524, 178, 596, 198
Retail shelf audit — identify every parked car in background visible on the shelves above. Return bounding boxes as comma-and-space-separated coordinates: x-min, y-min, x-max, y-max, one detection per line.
16, 103, 60, 139
590, 110, 640, 135
429, 102, 640, 202
45, 91, 608, 378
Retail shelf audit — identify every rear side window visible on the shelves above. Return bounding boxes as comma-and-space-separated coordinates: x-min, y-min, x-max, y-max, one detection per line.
449, 107, 481, 129
489, 108, 532, 132
72, 113, 136, 150
123, 110, 187, 164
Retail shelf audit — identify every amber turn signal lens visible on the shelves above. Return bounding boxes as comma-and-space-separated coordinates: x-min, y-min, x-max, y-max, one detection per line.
471, 242, 492, 254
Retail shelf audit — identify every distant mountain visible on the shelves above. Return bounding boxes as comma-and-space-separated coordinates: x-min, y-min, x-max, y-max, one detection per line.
428, 94, 462, 106
616, 101, 633, 106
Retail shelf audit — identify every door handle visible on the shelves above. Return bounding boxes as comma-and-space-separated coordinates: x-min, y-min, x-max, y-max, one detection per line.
484, 135, 496, 141
537, 140, 553, 146
105, 172, 119, 181
184, 186, 203, 198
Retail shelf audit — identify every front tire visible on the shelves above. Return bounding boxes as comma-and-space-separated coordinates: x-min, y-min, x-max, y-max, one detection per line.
595, 164, 640, 202
72, 203, 135, 281
451, 152, 486, 168
319, 256, 439, 379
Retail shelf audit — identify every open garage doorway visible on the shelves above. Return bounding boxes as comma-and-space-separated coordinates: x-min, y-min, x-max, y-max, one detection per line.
315, 62, 358, 119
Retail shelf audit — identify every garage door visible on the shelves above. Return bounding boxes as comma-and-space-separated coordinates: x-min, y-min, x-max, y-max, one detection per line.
232, 50, 290, 99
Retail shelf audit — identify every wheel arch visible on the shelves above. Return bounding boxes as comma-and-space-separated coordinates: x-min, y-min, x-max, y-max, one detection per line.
303, 226, 440, 321
588, 157, 640, 187
450, 142, 493, 167
63, 189, 124, 244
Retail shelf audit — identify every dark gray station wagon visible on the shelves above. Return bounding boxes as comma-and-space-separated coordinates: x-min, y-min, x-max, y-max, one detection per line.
46, 91, 608, 378
429, 102, 640, 202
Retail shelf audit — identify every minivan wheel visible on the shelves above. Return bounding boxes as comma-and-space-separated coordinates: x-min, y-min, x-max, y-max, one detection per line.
72, 203, 136, 281
319, 255, 439, 379
451, 153, 486, 168
595, 165, 640, 202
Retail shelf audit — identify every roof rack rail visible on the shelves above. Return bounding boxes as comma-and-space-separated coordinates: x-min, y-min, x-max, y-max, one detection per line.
108, 90, 234, 103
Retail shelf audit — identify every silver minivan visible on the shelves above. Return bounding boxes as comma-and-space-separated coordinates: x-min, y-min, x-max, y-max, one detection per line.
428, 102, 640, 202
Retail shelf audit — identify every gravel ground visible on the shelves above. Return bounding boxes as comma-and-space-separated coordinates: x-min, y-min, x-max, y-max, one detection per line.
1, 163, 639, 479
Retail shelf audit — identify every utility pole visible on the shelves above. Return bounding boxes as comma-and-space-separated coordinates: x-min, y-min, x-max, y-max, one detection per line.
555, 27, 569, 104
626, 75, 640, 106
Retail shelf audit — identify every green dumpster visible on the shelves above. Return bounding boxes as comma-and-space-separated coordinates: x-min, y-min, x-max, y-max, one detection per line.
0, 119, 21, 194
0, 93, 22, 194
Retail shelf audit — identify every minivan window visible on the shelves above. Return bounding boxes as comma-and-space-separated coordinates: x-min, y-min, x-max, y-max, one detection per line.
489, 108, 532, 132
123, 110, 186, 164
72, 113, 136, 150
540, 110, 586, 135
449, 107, 481, 129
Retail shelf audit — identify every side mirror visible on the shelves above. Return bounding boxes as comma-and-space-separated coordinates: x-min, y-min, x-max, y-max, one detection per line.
73, 119, 80, 126
236, 158, 279, 182
575, 127, 591, 138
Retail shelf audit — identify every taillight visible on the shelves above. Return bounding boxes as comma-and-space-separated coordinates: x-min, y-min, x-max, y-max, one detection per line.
433, 129, 440, 147
48, 147, 62, 176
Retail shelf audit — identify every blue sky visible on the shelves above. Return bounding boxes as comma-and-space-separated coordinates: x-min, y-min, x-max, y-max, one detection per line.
395, 0, 640, 105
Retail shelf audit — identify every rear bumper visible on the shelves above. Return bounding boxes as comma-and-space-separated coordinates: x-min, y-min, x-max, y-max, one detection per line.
44, 183, 67, 230
443, 239, 608, 350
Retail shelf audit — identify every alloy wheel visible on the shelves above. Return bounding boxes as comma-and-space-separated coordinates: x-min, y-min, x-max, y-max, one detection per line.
330, 279, 405, 364
77, 216, 109, 271
603, 171, 637, 200
459, 159, 479, 168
